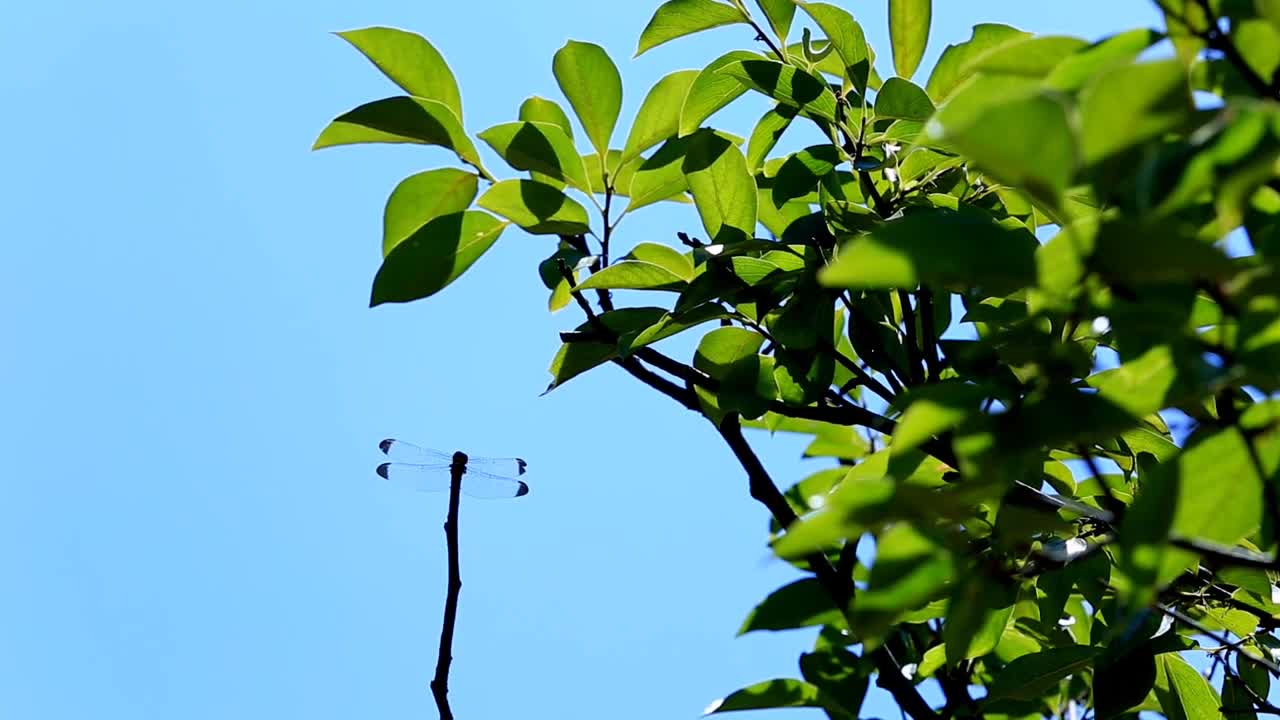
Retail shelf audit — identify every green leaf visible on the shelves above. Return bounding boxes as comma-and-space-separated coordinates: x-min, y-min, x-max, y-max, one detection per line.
1087, 344, 1177, 418
382, 169, 478, 257
1122, 428, 1264, 604
1094, 642, 1158, 719
683, 130, 758, 244
986, 646, 1100, 701
624, 242, 696, 280
799, 648, 868, 719
622, 70, 700, 164
755, 0, 796, 45
746, 104, 798, 173
627, 136, 693, 213
705, 679, 853, 718
794, 1, 871, 92
932, 93, 1075, 209
694, 327, 774, 421
518, 96, 575, 140
476, 179, 591, 235
313, 97, 488, 176
739, 578, 845, 634
892, 381, 988, 454
681, 50, 761, 135
943, 573, 1015, 664
618, 303, 729, 355
820, 208, 1039, 293
926, 23, 1030, 103
478, 121, 592, 193
1043, 29, 1162, 91
370, 211, 508, 306
718, 60, 838, 121
874, 77, 935, 121
545, 308, 668, 392
1078, 60, 1194, 167
853, 524, 953, 641
635, 0, 747, 56
772, 145, 840, 204
964, 35, 1089, 78
576, 262, 687, 292
553, 40, 622, 161
1154, 654, 1227, 720
336, 27, 464, 121
889, 0, 931, 80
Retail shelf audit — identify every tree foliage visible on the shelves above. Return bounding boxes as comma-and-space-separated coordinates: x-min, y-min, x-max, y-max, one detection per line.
317, 1, 1280, 717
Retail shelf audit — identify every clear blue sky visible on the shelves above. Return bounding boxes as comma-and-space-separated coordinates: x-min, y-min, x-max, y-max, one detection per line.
1, 2, 1160, 718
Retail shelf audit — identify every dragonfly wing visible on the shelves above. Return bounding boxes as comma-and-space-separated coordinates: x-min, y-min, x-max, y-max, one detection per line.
376, 462, 451, 493
458, 468, 529, 499
463, 456, 528, 477
375, 464, 528, 499
378, 439, 453, 464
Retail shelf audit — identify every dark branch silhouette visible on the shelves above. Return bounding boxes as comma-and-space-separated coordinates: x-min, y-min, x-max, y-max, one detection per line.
429, 453, 466, 720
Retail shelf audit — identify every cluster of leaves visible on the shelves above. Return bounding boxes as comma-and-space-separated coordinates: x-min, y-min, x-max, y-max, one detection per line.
316, 0, 1280, 717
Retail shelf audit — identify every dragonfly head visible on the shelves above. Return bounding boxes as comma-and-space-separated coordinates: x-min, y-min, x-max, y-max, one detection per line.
452, 451, 469, 469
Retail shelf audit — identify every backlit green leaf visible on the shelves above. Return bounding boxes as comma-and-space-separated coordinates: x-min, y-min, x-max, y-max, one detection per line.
718, 60, 838, 121
964, 35, 1088, 78
382, 168, 478, 256
622, 70, 700, 164
478, 121, 592, 193
932, 93, 1075, 209
681, 50, 761, 135
755, 0, 796, 45
635, 0, 747, 56
314, 97, 488, 176
739, 578, 845, 634
820, 208, 1039, 293
987, 646, 1100, 701
874, 77, 935, 121
746, 104, 798, 173
627, 136, 693, 212
1078, 60, 1194, 167
705, 678, 853, 718
336, 27, 464, 121
683, 129, 758, 244
371, 211, 508, 306
926, 23, 1030, 103
477, 179, 591, 235
1154, 654, 1227, 720
553, 40, 622, 160
576, 261, 688, 291
889, 0, 931, 80
518, 96, 575, 140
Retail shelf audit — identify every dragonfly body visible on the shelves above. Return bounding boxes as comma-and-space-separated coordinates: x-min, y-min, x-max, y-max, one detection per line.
376, 439, 529, 499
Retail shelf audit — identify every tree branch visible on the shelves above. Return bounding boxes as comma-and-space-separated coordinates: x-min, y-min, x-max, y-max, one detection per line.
1191, 0, 1279, 100
430, 456, 466, 720
898, 289, 925, 385
717, 415, 940, 720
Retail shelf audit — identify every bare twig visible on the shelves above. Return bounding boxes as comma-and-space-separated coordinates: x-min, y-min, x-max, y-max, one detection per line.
430, 454, 466, 720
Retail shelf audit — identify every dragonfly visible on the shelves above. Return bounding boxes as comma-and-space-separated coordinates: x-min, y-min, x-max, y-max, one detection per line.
376, 439, 529, 499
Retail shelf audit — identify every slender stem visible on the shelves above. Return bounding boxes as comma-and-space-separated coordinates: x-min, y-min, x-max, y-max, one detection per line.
743, 16, 786, 62
430, 458, 465, 720
918, 288, 942, 381
1154, 602, 1280, 674
898, 289, 925, 386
